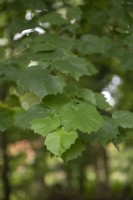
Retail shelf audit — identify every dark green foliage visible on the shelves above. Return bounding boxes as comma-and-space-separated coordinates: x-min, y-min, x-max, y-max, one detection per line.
1, 0, 133, 160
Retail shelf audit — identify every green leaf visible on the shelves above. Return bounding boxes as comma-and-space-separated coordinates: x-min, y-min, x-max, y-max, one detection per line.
35, 34, 75, 50
31, 115, 60, 137
17, 67, 66, 100
85, 60, 98, 75
77, 35, 111, 55
45, 128, 78, 156
121, 52, 133, 70
88, 117, 120, 146
112, 111, 133, 128
15, 104, 50, 129
0, 108, 14, 132
62, 140, 85, 161
77, 88, 96, 105
51, 57, 91, 80
43, 94, 69, 113
60, 102, 104, 133
0, 64, 21, 82
112, 131, 127, 150
40, 12, 67, 26
66, 7, 82, 20
32, 43, 56, 53
95, 93, 110, 110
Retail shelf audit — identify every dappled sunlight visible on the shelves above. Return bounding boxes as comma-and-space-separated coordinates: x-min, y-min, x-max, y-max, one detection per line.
101, 91, 115, 106
44, 171, 66, 186
110, 172, 127, 183
7, 140, 36, 163
13, 27, 45, 40
25, 10, 33, 21
102, 75, 122, 106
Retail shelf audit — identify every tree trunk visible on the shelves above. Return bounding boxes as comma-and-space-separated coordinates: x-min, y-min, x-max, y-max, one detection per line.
0, 131, 10, 200
0, 83, 10, 200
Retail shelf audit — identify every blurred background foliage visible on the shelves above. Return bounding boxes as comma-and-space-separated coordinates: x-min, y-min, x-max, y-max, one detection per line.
1, 0, 133, 200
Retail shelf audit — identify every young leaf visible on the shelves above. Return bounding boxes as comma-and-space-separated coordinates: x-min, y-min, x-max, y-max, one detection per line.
31, 115, 60, 137
62, 140, 85, 161
45, 128, 78, 156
